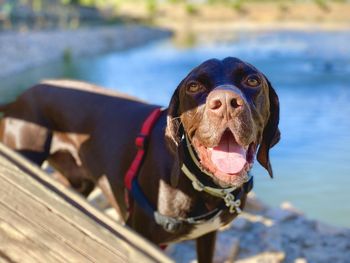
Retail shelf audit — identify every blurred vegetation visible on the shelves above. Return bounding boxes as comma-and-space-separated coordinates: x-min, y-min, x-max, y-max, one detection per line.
2, 0, 345, 11
185, 3, 198, 15
0, 0, 348, 31
59, 0, 347, 7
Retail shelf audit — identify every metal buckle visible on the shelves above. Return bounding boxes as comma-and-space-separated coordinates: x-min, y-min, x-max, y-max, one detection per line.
223, 193, 242, 214
154, 212, 182, 233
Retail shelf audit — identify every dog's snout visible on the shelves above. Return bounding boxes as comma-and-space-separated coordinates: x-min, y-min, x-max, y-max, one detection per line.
208, 90, 244, 117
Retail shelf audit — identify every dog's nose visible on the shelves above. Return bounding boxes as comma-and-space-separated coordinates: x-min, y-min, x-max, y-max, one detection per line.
207, 89, 244, 117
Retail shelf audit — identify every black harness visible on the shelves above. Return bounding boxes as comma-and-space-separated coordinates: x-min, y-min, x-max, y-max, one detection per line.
131, 176, 253, 233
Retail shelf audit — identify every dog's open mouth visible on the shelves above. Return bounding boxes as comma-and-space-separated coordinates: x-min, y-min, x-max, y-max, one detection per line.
192, 130, 256, 186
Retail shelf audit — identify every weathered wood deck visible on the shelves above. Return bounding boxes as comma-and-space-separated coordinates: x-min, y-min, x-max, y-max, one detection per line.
0, 143, 173, 263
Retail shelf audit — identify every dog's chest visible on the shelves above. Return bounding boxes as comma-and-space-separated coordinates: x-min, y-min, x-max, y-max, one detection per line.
189, 216, 223, 239
173, 214, 226, 243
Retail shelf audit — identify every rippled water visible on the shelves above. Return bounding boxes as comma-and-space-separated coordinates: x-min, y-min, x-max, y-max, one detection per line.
1, 30, 350, 227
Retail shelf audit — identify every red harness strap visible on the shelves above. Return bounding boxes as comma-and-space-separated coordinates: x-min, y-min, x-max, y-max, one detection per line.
124, 107, 163, 190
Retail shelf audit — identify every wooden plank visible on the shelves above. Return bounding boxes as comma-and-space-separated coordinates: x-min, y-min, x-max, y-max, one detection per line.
0, 211, 66, 263
0, 160, 128, 262
0, 179, 123, 262
0, 143, 173, 263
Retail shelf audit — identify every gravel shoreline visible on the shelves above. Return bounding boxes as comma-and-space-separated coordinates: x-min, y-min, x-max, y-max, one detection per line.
165, 194, 350, 263
0, 25, 172, 78
88, 188, 350, 263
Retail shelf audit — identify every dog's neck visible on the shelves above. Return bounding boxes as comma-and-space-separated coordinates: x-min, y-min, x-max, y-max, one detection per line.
162, 133, 251, 218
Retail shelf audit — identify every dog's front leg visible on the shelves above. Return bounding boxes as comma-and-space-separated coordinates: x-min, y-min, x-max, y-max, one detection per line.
196, 231, 217, 263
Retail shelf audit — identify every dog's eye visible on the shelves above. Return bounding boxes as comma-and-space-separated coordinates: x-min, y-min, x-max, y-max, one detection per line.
245, 75, 261, 87
186, 82, 203, 94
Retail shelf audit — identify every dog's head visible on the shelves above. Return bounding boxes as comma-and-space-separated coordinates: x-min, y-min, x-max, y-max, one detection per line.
166, 57, 280, 188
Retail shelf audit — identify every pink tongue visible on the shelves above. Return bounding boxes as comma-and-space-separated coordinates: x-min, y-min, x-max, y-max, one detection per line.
210, 132, 247, 174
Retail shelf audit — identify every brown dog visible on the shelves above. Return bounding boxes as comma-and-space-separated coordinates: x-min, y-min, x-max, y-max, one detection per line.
0, 57, 280, 263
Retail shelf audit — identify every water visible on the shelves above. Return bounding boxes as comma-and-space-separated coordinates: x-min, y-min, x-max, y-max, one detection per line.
1, 30, 350, 228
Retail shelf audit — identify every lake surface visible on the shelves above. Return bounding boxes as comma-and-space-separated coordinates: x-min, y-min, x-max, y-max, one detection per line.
1, 30, 350, 228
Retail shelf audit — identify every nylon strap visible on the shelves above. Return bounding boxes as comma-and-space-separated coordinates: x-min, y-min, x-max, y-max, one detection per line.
124, 107, 163, 190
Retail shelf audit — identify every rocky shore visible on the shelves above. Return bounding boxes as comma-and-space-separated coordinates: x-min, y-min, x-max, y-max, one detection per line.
0, 25, 171, 78
165, 193, 350, 263
87, 187, 350, 263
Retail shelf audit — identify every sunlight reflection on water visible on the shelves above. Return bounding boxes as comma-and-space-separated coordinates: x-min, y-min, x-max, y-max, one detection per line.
1, 30, 350, 227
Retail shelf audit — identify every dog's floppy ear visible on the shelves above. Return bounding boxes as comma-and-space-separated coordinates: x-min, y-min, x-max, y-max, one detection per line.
165, 81, 184, 153
165, 82, 184, 187
257, 78, 280, 178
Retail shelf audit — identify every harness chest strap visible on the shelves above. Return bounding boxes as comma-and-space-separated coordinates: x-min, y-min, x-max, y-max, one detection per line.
132, 172, 253, 233
124, 107, 164, 190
